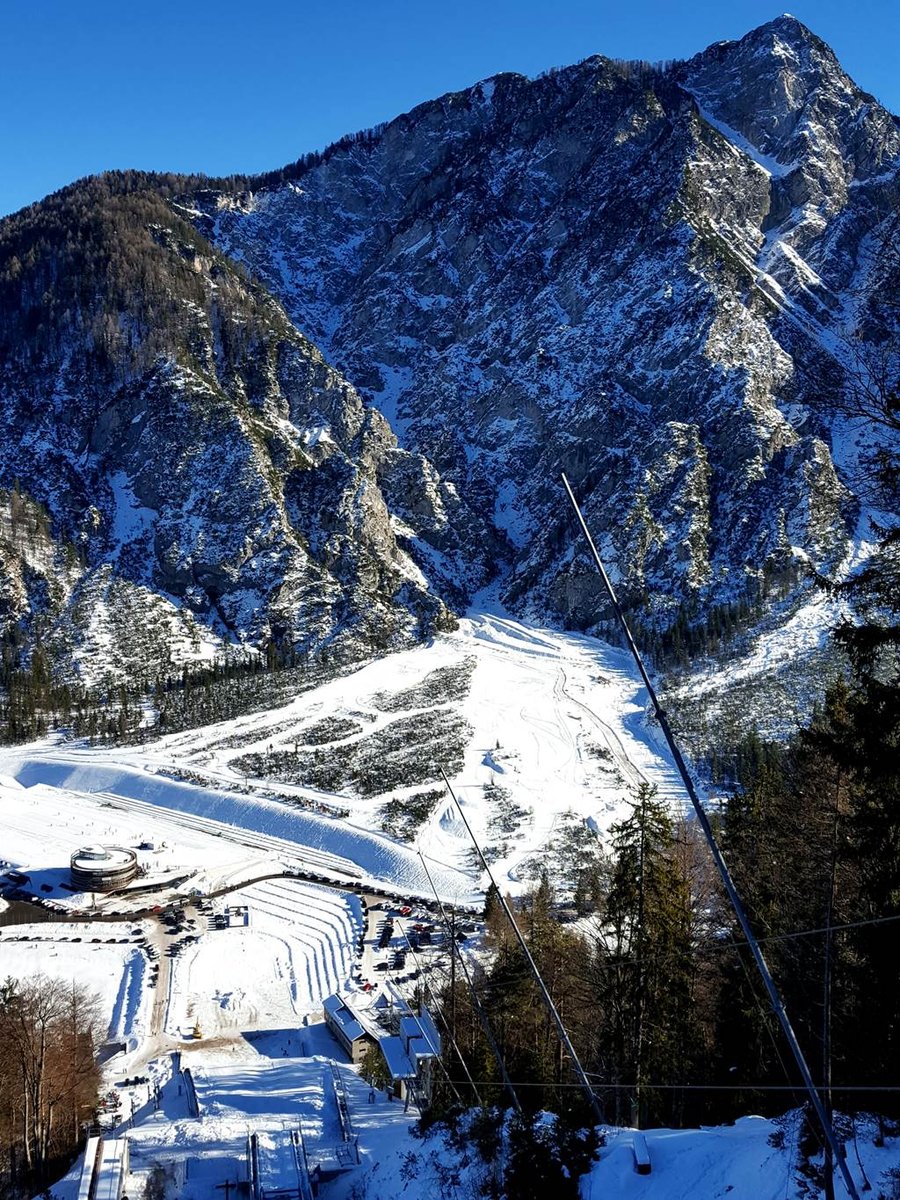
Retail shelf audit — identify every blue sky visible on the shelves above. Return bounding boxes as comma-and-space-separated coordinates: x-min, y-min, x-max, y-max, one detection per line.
2, 0, 898, 218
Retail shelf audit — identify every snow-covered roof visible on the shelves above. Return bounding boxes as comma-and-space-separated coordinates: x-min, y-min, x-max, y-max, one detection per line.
380, 1035, 417, 1081
326, 989, 441, 1074
370, 980, 411, 1015
399, 1009, 441, 1058
381, 1010, 442, 1080
323, 994, 366, 1043
326, 984, 413, 1043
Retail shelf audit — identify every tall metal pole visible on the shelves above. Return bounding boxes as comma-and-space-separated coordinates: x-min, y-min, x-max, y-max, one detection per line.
440, 770, 604, 1125
561, 472, 861, 1200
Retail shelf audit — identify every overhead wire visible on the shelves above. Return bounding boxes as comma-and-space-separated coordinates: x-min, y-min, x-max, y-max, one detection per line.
442, 1080, 900, 1092
390, 910, 484, 1108
581, 910, 900, 966
439, 768, 604, 1123
730, 931, 800, 1107
721, 910, 900, 948
416, 848, 523, 1113
561, 472, 862, 1200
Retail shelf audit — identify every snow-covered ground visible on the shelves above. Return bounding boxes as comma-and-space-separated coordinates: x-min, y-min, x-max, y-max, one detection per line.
47, 1046, 900, 1200
0, 769, 273, 911
1, 608, 688, 909
0, 755, 474, 904
151, 605, 689, 880
418, 610, 688, 882
355, 1110, 900, 1200
104, 1029, 423, 1200
10, 610, 828, 1200
0, 921, 150, 1044
165, 881, 362, 1039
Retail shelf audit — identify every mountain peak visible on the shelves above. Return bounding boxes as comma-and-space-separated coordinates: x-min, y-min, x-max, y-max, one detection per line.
693, 12, 836, 73
682, 12, 899, 179
749, 12, 840, 62
763, 12, 815, 36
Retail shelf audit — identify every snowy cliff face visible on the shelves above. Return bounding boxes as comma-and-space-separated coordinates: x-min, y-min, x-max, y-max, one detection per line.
200, 15, 899, 632
0, 182, 496, 680
0, 18, 897, 683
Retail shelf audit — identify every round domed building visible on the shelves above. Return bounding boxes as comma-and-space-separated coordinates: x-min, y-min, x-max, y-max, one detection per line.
70, 845, 138, 892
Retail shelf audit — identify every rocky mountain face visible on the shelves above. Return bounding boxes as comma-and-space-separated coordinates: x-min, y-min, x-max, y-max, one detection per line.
198, 15, 899, 633
0, 16, 897, 683
0, 180, 494, 680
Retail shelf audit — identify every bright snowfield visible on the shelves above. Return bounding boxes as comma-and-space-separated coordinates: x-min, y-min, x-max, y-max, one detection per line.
343, 1111, 898, 1200
0, 920, 151, 1045
0, 605, 689, 908
164, 881, 363, 1040
5, 609, 894, 1198
682, 503, 876, 701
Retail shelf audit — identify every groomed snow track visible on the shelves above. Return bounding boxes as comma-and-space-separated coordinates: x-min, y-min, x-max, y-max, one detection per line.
5, 755, 475, 903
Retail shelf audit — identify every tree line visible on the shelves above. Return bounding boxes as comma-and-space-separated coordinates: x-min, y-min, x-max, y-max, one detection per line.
0, 639, 317, 745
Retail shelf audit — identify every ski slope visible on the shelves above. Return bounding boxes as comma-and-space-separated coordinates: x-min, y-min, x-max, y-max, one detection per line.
420, 609, 688, 883
0, 755, 475, 904
0, 608, 687, 899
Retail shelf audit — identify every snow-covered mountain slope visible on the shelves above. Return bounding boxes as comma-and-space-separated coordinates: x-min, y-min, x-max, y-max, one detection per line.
0, 607, 686, 897
1, 17, 897, 690
199, 15, 899, 638
0, 181, 496, 680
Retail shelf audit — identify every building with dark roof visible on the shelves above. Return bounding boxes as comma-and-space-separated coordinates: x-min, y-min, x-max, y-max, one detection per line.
322, 994, 374, 1063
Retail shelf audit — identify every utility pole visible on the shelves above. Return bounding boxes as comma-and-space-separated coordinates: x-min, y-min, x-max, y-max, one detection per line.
633, 786, 647, 1131
449, 909, 457, 1049
822, 771, 843, 1200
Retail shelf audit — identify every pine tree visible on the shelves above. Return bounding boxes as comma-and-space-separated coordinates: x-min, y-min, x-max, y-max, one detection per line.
592, 784, 699, 1126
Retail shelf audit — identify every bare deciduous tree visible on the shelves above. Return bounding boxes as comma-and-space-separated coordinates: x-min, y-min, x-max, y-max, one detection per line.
0, 973, 103, 1195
